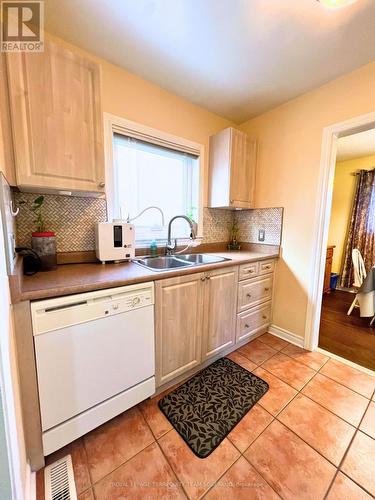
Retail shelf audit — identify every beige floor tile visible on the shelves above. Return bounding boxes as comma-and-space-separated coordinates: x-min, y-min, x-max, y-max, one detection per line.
302, 373, 369, 426
227, 404, 273, 453
261, 352, 315, 390
278, 394, 355, 465
138, 395, 173, 440
320, 359, 375, 399
257, 333, 289, 351
205, 456, 281, 499
238, 339, 277, 365
83, 407, 154, 484
341, 431, 375, 497
281, 344, 329, 370
45, 438, 91, 495
254, 367, 298, 416
78, 488, 95, 500
93, 442, 185, 499
326, 472, 372, 500
245, 421, 336, 500
360, 401, 375, 439
158, 429, 239, 500
226, 351, 257, 372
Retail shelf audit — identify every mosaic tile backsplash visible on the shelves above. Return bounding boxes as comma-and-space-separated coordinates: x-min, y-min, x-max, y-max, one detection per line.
202, 208, 233, 244
14, 192, 107, 252
236, 207, 283, 245
14, 191, 283, 252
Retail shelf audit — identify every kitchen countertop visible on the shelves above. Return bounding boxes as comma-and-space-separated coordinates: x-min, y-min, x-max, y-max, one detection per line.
11, 249, 279, 303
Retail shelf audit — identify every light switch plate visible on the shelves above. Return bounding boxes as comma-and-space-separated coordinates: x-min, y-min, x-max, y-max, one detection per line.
258, 229, 265, 242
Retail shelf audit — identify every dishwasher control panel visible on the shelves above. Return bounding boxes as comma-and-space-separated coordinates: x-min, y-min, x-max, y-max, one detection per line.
31, 283, 154, 335
110, 289, 152, 314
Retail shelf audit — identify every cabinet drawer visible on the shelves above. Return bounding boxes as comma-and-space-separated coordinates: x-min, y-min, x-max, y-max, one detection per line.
236, 302, 272, 343
238, 275, 273, 312
259, 259, 275, 275
239, 262, 259, 281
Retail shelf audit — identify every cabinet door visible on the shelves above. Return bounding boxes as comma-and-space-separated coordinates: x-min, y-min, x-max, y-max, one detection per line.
202, 266, 238, 361
155, 273, 203, 387
0, 54, 16, 185
6, 38, 105, 194
229, 129, 256, 208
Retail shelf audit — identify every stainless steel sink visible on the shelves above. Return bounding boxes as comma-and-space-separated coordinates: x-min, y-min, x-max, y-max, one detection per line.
133, 254, 231, 271
174, 254, 229, 265
134, 256, 193, 271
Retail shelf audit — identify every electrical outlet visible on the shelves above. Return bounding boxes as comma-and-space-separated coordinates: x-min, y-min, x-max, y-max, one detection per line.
258, 229, 265, 242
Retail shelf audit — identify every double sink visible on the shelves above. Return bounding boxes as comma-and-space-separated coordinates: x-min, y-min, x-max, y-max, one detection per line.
134, 253, 231, 271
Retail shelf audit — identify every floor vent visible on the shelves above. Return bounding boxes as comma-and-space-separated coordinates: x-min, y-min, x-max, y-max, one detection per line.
44, 455, 77, 500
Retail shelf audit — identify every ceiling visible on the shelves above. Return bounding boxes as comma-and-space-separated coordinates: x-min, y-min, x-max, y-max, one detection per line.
337, 128, 375, 161
45, 0, 375, 123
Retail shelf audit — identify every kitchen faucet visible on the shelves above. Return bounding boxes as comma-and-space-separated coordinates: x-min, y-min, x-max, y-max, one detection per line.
166, 215, 198, 255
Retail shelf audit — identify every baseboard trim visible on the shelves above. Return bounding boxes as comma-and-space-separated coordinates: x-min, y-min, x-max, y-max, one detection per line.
268, 324, 304, 347
317, 348, 375, 377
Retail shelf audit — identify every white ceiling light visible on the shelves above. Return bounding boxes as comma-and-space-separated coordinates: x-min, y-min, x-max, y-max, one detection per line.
318, 0, 357, 8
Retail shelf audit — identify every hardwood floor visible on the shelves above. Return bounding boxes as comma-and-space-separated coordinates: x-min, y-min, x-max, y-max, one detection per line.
319, 290, 375, 371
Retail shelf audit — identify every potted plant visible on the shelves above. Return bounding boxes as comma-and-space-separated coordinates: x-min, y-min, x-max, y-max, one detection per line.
228, 218, 241, 251
30, 196, 57, 270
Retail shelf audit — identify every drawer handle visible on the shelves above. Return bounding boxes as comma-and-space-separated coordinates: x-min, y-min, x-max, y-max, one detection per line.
245, 269, 254, 273
246, 293, 252, 298
264, 287, 270, 292
200, 277, 206, 281
262, 315, 267, 320
264, 265, 271, 269
245, 323, 250, 328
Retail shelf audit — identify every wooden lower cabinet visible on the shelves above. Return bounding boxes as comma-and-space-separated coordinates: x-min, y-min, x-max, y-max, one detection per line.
236, 301, 272, 343
201, 266, 238, 361
155, 261, 275, 388
155, 273, 204, 387
323, 246, 335, 294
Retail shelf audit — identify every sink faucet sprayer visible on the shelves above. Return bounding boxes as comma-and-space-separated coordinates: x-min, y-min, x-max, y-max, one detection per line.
166, 215, 198, 255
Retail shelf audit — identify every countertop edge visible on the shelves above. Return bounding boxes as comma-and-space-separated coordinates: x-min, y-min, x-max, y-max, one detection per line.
16, 252, 279, 303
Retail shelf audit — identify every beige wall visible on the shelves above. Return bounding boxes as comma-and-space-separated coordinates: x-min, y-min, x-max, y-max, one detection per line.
240, 62, 375, 339
328, 155, 375, 274
48, 34, 233, 207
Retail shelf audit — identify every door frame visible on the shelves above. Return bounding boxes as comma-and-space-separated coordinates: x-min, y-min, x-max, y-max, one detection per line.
304, 110, 375, 351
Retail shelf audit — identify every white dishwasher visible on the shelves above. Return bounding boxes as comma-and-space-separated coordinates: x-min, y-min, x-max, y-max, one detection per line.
31, 282, 155, 456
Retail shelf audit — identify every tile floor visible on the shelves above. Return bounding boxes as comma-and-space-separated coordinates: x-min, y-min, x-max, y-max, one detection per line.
36, 333, 375, 500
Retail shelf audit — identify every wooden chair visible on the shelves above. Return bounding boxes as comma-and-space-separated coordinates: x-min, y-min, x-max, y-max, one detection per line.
347, 249, 366, 316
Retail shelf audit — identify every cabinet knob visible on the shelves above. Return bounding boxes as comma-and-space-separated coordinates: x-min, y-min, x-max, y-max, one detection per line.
264, 287, 270, 292
98, 181, 105, 188
246, 293, 251, 298
245, 323, 250, 328
262, 315, 267, 320
246, 269, 254, 273
200, 276, 206, 281
264, 265, 271, 269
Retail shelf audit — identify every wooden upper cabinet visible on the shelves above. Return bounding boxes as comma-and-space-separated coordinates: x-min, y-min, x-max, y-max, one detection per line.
6, 38, 105, 194
208, 127, 257, 209
0, 54, 16, 185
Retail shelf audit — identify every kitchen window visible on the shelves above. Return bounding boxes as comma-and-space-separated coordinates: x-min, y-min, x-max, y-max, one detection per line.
105, 115, 202, 244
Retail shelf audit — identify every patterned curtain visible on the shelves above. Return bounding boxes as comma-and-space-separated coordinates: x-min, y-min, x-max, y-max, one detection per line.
341, 169, 375, 288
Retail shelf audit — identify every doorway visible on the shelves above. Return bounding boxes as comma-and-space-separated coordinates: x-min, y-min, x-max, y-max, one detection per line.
305, 112, 375, 373
318, 132, 375, 370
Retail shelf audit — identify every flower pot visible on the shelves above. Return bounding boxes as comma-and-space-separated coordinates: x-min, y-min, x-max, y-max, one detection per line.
31, 231, 57, 271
